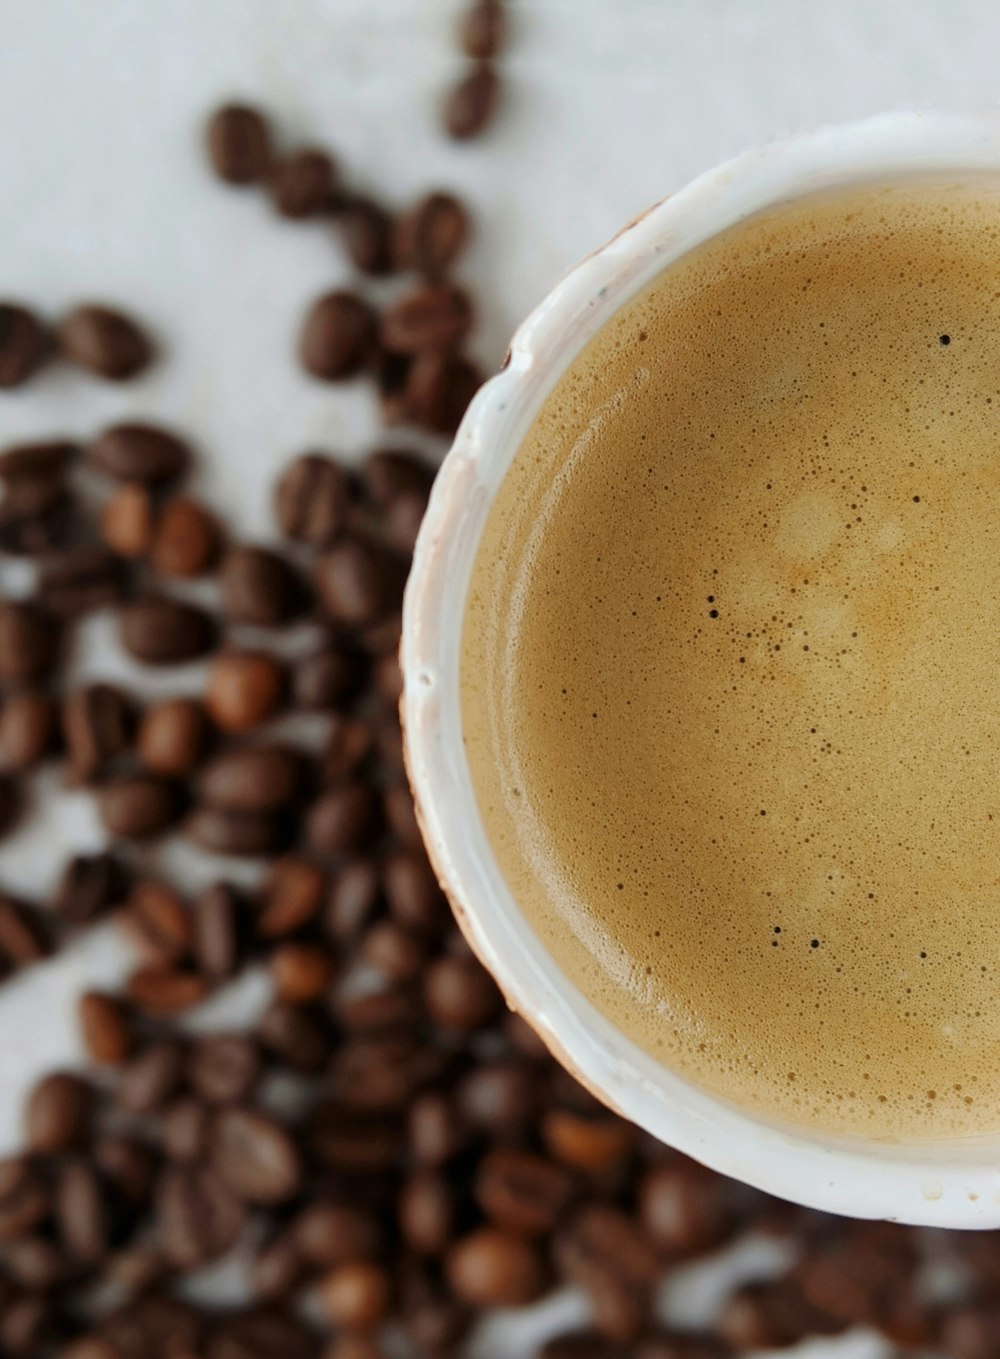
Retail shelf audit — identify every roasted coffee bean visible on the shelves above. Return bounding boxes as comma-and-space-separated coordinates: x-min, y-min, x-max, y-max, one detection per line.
318, 1261, 391, 1331
543, 1107, 637, 1172
375, 348, 411, 424
308, 1104, 402, 1173
257, 999, 330, 1072
300, 291, 376, 381
274, 452, 350, 547
189, 1035, 260, 1103
270, 147, 337, 218
156, 1166, 246, 1269
56, 1158, 107, 1263
0, 896, 47, 965
3, 1235, 69, 1291
271, 941, 334, 1002
408, 1090, 466, 1167
555, 1206, 660, 1342
162, 1097, 211, 1162
363, 447, 434, 505
118, 597, 215, 664
360, 921, 425, 981
128, 966, 209, 1014
62, 683, 134, 783
0, 439, 76, 482
199, 745, 301, 813
795, 1223, 917, 1327
117, 1038, 186, 1114
151, 496, 220, 577
400, 1275, 472, 1355
322, 715, 372, 782
25, 1071, 93, 1153
383, 490, 427, 552
53, 852, 128, 924
0, 469, 72, 555
92, 1135, 157, 1203
292, 641, 363, 712
122, 878, 193, 965
0, 1294, 49, 1353
394, 192, 470, 278
188, 806, 288, 857
58, 304, 153, 380
220, 545, 304, 626
717, 1279, 832, 1350
252, 1230, 302, 1299
206, 650, 285, 730
457, 1059, 539, 1134
88, 422, 190, 483
639, 1160, 734, 1257
0, 601, 58, 682
313, 535, 407, 627
206, 103, 272, 184
0, 303, 48, 387
338, 196, 394, 276
381, 284, 472, 355
401, 350, 481, 433
100, 482, 154, 557
307, 782, 377, 854
325, 858, 380, 940
137, 697, 210, 776
258, 857, 326, 937
443, 62, 500, 139
38, 545, 124, 616
207, 1309, 319, 1359
98, 774, 177, 839
358, 611, 401, 657
538, 1333, 625, 1359
383, 851, 447, 933
461, 0, 507, 58
211, 1107, 303, 1205
79, 991, 133, 1066
399, 1171, 454, 1255
293, 1200, 379, 1266
0, 691, 55, 771
475, 1147, 575, 1236
0, 1159, 48, 1239
447, 1227, 547, 1307
424, 952, 500, 1031
192, 882, 242, 979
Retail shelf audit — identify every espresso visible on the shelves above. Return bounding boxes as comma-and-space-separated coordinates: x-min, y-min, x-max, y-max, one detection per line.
461, 179, 1000, 1140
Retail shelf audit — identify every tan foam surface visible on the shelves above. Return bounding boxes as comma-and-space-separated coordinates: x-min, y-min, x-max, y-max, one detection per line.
461, 179, 1000, 1140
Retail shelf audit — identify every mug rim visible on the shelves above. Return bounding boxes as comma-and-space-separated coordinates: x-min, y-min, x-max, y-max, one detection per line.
402, 109, 1000, 1228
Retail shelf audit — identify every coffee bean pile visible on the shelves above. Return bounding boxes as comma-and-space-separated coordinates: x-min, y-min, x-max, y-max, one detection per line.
443, 1, 507, 142
0, 53, 996, 1359
0, 303, 154, 390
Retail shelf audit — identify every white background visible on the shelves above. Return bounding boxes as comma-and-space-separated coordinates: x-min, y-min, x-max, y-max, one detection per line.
0, 1, 996, 1352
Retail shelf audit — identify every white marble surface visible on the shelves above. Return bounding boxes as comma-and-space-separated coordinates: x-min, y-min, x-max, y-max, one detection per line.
0, 0, 997, 1351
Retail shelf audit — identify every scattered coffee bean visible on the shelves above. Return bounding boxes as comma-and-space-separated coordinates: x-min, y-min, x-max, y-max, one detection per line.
447, 1227, 547, 1307
423, 952, 500, 1030
192, 882, 243, 979
0, 691, 55, 771
257, 998, 330, 1073
399, 1171, 454, 1255
394, 192, 470, 278
543, 1106, 636, 1172
0, 438, 76, 482
0, 469, 71, 555
252, 1230, 303, 1299
79, 991, 133, 1066
322, 714, 373, 782
401, 349, 482, 433
443, 63, 500, 139
156, 1166, 246, 1269
381, 283, 472, 354
98, 774, 178, 839
300, 290, 376, 380
639, 1160, 734, 1257
56, 1158, 108, 1263
3, 1234, 69, 1291
0, 1159, 49, 1240
206, 649, 285, 730
38, 545, 124, 616
151, 496, 220, 576
271, 941, 334, 1001
121, 878, 193, 965
117, 1038, 186, 1115
274, 452, 350, 546
58, 304, 153, 380
0, 602, 58, 682
258, 856, 326, 937
24, 1071, 93, 1153
118, 596, 216, 664
189, 1034, 261, 1103
313, 535, 407, 627
137, 697, 210, 775
338, 196, 395, 276
211, 1106, 303, 1205
382, 488, 427, 551
53, 852, 128, 924
0, 303, 49, 387
457, 1059, 540, 1133
100, 482, 155, 557
383, 850, 447, 932
220, 544, 304, 625
318, 1261, 391, 1331
383, 780, 424, 848
270, 147, 337, 218
461, 0, 507, 59
206, 103, 272, 184
476, 1147, 575, 1236
162, 1097, 212, 1162
62, 683, 134, 784
306, 782, 377, 855
187, 804, 288, 857
128, 966, 209, 1014
324, 858, 380, 940
198, 744, 301, 813
88, 422, 190, 483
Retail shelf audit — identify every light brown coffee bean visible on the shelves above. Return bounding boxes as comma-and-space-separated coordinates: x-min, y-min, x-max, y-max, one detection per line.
318, 1261, 391, 1331
206, 650, 284, 731
100, 482, 154, 557
313, 535, 407, 627
25, 1072, 93, 1153
460, 0, 507, 58
151, 497, 220, 577
136, 698, 209, 776
122, 878, 193, 965
79, 992, 134, 1066
128, 967, 209, 1015
543, 1108, 637, 1172
211, 1107, 303, 1205
475, 1148, 576, 1236
0, 691, 55, 771
198, 745, 301, 813
189, 1034, 260, 1104
446, 1227, 547, 1307
116, 1039, 186, 1114
399, 1171, 454, 1255
192, 882, 242, 979
271, 942, 334, 1002
258, 857, 326, 938
187, 805, 287, 857
423, 953, 500, 1031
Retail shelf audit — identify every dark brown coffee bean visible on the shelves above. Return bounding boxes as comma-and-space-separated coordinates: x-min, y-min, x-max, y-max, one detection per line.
0, 777, 18, 843
375, 348, 411, 424
98, 774, 177, 839
0, 303, 48, 387
325, 859, 379, 941
307, 782, 378, 854
0, 691, 55, 771
0, 472, 71, 555
423, 952, 500, 1030
300, 291, 376, 381
122, 878, 192, 965
117, 1038, 186, 1114
313, 535, 407, 627
362, 447, 433, 505
292, 1201, 379, 1267
291, 642, 361, 713
0, 1294, 49, 1354
543, 1107, 637, 1172
457, 1060, 540, 1134
88, 422, 190, 483
461, 0, 507, 57
104, 1245, 167, 1297
3, 1235, 69, 1291
399, 1171, 454, 1255
206, 103, 272, 184
252, 1230, 302, 1300
198, 744, 301, 813
258, 856, 326, 937
0, 895, 47, 964
157, 1166, 246, 1269
92, 1136, 156, 1206
360, 921, 425, 982
56, 1158, 107, 1263
188, 805, 287, 857
53, 852, 128, 924
0, 1159, 48, 1240
99, 1296, 205, 1359
79, 991, 133, 1065
271, 941, 334, 1002
257, 999, 330, 1072
211, 1107, 303, 1205
62, 683, 134, 784
399, 1271, 472, 1354
270, 147, 337, 218
25, 1071, 92, 1152
128, 966, 209, 1014
206, 650, 285, 730
639, 1160, 734, 1257
318, 1261, 391, 1331
192, 881, 242, 979
322, 715, 372, 782
137, 697, 209, 776
555, 1206, 660, 1342
308, 1105, 402, 1173
190, 1035, 260, 1103
447, 1227, 546, 1306
151, 496, 220, 577
220, 545, 304, 626
118, 596, 215, 664
538, 1333, 626, 1359
443, 62, 500, 139
0, 601, 58, 682
274, 452, 350, 547
99, 481, 154, 557
59, 305, 153, 380
402, 350, 482, 433
408, 1091, 465, 1167
207, 1309, 319, 1359
338, 196, 394, 276
383, 851, 446, 933
0, 439, 76, 482
381, 284, 472, 355
161, 1097, 211, 1163
38, 545, 124, 616
476, 1147, 575, 1236
394, 192, 470, 278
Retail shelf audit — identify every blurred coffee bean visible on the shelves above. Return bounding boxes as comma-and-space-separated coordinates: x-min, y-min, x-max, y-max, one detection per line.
446, 1227, 547, 1307
0, 303, 48, 387
206, 650, 285, 730
443, 63, 500, 139
300, 291, 376, 380
338, 197, 394, 276
56, 1158, 107, 1263
58, 305, 153, 380
313, 535, 407, 627
322, 715, 372, 783
192, 882, 243, 979
220, 545, 304, 626
98, 774, 177, 839
25, 1072, 93, 1153
122, 878, 193, 965
401, 350, 482, 433
257, 999, 331, 1073
275, 452, 350, 546
252, 1231, 302, 1300
0, 1159, 49, 1240
399, 1171, 454, 1255
360, 921, 425, 982
0, 470, 71, 555
475, 1148, 575, 1236
271, 942, 334, 1002
0, 896, 47, 965
189, 1035, 260, 1103
0, 691, 55, 771
423, 953, 500, 1031
62, 683, 134, 783
363, 447, 435, 505
199, 744, 301, 813
100, 482, 154, 557
128, 966, 209, 1015
188, 806, 288, 857
0, 439, 76, 482
206, 103, 272, 184
258, 857, 326, 938
3, 1235, 69, 1291
79, 992, 133, 1066
38, 546, 125, 617
294, 1200, 380, 1266
408, 1092, 466, 1168
118, 597, 216, 664
554, 1206, 659, 1342
461, 0, 507, 58
717, 1280, 834, 1350
90, 421, 190, 484
318, 1261, 391, 1331
639, 1160, 735, 1257
543, 1107, 637, 1172
156, 1167, 246, 1269
0, 1294, 49, 1354
162, 1098, 211, 1162
383, 851, 447, 933
457, 1059, 540, 1134
117, 1039, 186, 1115
331, 966, 421, 1032
324, 859, 380, 941
151, 496, 220, 577
293, 642, 363, 711
0, 602, 58, 682
92, 1132, 155, 1203
381, 283, 472, 354
137, 698, 209, 776
270, 147, 337, 217
940, 1304, 1000, 1359
383, 489, 427, 552
53, 852, 129, 925
394, 192, 470, 278
211, 1107, 303, 1205
307, 783, 377, 855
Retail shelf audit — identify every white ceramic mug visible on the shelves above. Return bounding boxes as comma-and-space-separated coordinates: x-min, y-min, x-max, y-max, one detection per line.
402, 110, 1000, 1228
